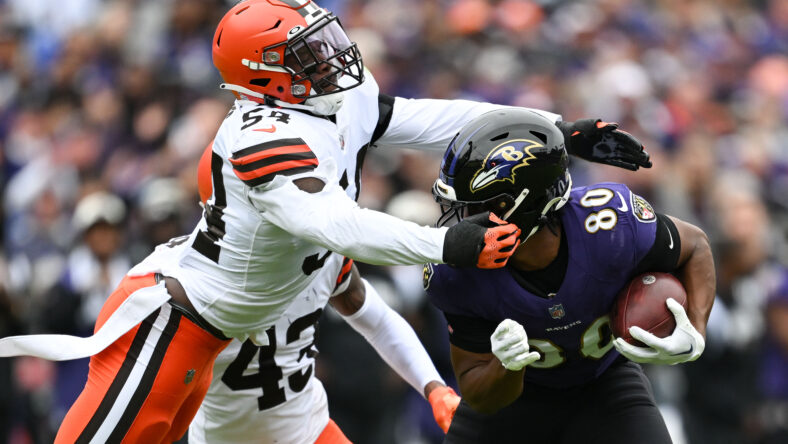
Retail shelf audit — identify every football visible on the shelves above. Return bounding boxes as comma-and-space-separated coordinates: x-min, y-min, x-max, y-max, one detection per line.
610, 272, 688, 347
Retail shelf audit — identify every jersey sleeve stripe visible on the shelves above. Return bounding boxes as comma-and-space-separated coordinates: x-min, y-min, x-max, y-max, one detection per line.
336, 257, 353, 287
232, 138, 309, 159
232, 151, 317, 173
239, 165, 317, 187
229, 144, 313, 166
233, 159, 319, 186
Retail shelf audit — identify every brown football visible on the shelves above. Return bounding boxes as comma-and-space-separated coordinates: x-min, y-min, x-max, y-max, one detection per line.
610, 272, 687, 347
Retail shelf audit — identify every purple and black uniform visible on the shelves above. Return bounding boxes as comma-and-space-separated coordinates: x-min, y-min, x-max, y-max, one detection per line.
426, 183, 681, 444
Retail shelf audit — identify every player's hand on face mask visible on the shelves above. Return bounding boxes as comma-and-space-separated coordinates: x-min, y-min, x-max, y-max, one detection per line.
613, 298, 705, 365
491, 319, 540, 371
428, 385, 461, 433
557, 119, 652, 171
443, 212, 521, 269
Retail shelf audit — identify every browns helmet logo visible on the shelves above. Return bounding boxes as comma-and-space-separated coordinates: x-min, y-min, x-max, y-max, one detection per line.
470, 139, 541, 193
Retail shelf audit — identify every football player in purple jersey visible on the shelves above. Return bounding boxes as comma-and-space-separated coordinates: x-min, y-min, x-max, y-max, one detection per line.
425, 108, 716, 443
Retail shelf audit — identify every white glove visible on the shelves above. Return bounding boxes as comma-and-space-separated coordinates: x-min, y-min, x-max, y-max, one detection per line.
613, 298, 705, 365
491, 319, 541, 371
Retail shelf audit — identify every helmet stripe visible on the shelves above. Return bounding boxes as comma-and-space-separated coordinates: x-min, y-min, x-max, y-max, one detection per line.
277, 0, 322, 20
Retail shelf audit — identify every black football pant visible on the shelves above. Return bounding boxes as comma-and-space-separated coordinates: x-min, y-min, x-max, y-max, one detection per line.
444, 358, 672, 444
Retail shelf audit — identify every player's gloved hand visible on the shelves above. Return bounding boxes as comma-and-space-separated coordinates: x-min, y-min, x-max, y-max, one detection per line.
443, 212, 521, 269
491, 319, 541, 371
428, 385, 461, 433
556, 119, 652, 171
613, 298, 705, 365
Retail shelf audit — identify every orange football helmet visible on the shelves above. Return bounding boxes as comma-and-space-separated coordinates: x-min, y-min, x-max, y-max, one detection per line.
213, 0, 364, 109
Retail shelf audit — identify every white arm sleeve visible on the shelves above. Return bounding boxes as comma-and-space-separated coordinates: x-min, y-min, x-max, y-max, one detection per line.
339, 278, 444, 396
248, 177, 448, 266
377, 98, 562, 151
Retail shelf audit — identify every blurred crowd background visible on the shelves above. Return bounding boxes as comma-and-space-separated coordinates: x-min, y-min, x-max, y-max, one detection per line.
0, 0, 787, 443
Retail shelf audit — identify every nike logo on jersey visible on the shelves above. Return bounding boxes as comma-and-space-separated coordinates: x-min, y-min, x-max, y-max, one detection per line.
616, 191, 629, 212
253, 125, 276, 133
665, 221, 674, 249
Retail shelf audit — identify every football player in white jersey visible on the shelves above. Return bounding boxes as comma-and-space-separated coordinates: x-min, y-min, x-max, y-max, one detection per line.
189, 258, 461, 443
0, 1, 651, 442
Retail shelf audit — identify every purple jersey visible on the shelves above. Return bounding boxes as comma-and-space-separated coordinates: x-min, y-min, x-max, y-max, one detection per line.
426, 182, 660, 388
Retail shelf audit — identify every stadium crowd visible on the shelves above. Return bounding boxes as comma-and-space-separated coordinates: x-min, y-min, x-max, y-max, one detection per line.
0, 0, 787, 443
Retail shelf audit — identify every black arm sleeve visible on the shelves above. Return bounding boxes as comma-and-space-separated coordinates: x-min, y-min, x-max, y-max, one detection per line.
370, 93, 395, 145
443, 312, 498, 353
354, 94, 395, 201
634, 213, 681, 275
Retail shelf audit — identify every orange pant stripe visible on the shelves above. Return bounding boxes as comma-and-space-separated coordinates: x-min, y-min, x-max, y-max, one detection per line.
78, 305, 180, 442
55, 274, 229, 444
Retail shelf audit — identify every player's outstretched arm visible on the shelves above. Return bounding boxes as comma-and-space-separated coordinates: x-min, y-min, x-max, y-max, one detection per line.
374, 96, 649, 171
249, 177, 520, 269
329, 266, 460, 433
374, 96, 561, 152
615, 217, 715, 364
556, 119, 652, 171
449, 319, 539, 414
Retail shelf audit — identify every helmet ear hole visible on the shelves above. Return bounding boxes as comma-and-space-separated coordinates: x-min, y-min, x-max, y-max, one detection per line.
250, 78, 271, 87
277, 86, 284, 93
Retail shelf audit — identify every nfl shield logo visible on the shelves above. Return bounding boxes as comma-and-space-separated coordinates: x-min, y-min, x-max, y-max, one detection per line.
549, 304, 565, 319
184, 369, 196, 385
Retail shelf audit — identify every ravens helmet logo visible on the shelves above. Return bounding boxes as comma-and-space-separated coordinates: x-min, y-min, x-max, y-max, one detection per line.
470, 139, 541, 193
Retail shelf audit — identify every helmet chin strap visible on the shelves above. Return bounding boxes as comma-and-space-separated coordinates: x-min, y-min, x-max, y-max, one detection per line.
514, 173, 573, 242
503, 188, 530, 221
219, 83, 266, 100
219, 83, 345, 116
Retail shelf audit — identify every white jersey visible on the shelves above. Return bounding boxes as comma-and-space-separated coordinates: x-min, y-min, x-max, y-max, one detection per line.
189, 253, 345, 444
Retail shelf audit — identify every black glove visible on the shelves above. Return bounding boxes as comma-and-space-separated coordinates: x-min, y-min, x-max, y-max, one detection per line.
556, 119, 652, 171
443, 212, 521, 269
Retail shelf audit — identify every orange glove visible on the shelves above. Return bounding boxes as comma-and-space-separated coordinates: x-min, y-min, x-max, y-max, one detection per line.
428, 385, 461, 433
443, 212, 521, 269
